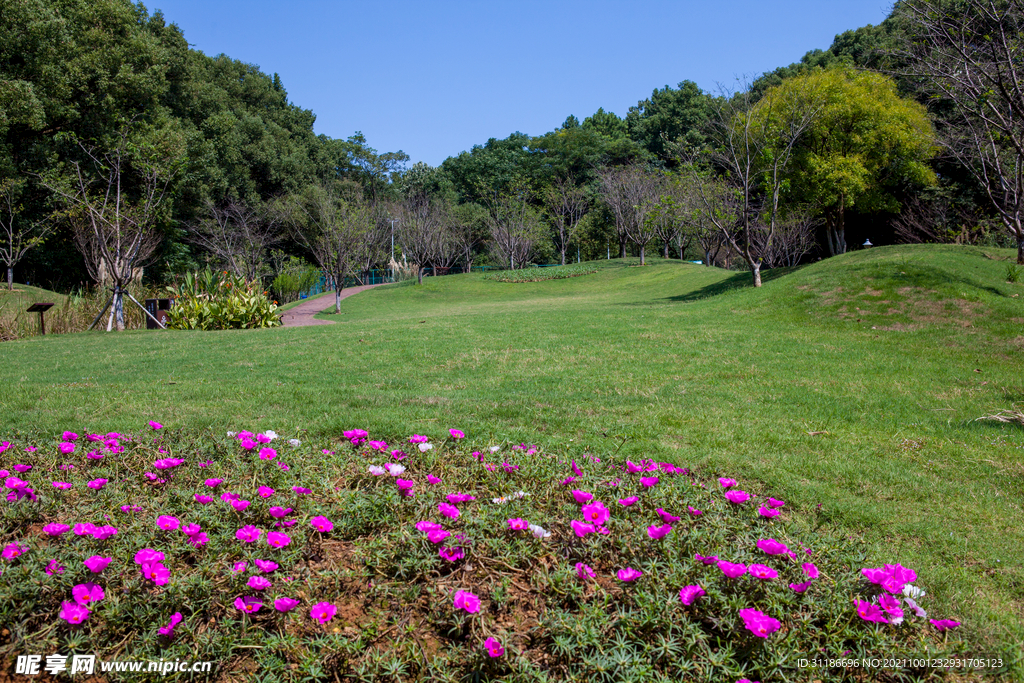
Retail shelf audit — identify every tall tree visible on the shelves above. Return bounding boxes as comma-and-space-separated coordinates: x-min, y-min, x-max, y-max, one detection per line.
544, 175, 589, 265
486, 184, 545, 270
626, 81, 713, 162
395, 193, 451, 285
187, 198, 281, 281
0, 178, 53, 290
598, 164, 662, 264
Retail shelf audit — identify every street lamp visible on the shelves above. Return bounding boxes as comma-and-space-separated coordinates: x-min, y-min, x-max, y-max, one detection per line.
863, 239, 873, 248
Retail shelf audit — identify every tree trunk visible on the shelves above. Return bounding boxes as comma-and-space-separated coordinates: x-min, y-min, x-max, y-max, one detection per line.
114, 287, 125, 331
560, 247, 566, 266
417, 266, 423, 285
751, 262, 762, 287
639, 245, 646, 265
1018, 236, 1024, 265
664, 241, 670, 259
6, 266, 12, 291
619, 239, 627, 258
335, 287, 341, 313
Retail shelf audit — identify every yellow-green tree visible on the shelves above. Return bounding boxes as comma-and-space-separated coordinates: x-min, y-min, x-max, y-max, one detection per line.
754, 68, 937, 255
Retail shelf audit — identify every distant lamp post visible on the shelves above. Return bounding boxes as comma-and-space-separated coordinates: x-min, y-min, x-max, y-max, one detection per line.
863, 239, 873, 248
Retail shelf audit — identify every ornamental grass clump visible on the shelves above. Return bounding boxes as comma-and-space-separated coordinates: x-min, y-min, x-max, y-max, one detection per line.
0, 424, 998, 682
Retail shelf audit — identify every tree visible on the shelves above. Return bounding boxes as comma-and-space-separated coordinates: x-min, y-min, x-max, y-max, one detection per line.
544, 175, 589, 265
0, 178, 52, 290
598, 164, 663, 264
897, 0, 1024, 262
757, 67, 935, 255
626, 81, 713, 162
42, 121, 184, 330
449, 202, 488, 271
288, 182, 372, 312
188, 198, 281, 281
395, 193, 451, 285
486, 184, 545, 270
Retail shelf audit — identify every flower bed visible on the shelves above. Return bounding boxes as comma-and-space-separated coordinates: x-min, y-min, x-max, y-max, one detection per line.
0, 426, 981, 681
486, 264, 598, 283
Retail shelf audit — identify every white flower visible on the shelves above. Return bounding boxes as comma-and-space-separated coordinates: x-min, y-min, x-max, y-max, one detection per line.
903, 597, 927, 619
418, 443, 433, 452
384, 463, 406, 476
489, 446, 500, 453
288, 439, 301, 447
226, 431, 236, 438
512, 491, 528, 499
528, 524, 550, 539
368, 465, 386, 476
264, 430, 278, 440
902, 584, 926, 600
492, 496, 508, 504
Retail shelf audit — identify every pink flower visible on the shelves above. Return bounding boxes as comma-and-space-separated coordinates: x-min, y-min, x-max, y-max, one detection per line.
240, 438, 257, 451
92, 525, 118, 540
275, 597, 300, 612
255, 486, 274, 498
571, 490, 593, 504
695, 553, 718, 565
802, 562, 819, 579
507, 518, 529, 530
767, 497, 785, 508
449, 429, 465, 439
724, 489, 750, 504
266, 531, 291, 548
74, 523, 97, 536
560, 476, 576, 486
581, 501, 610, 526
60, 601, 90, 624
739, 608, 781, 638
292, 486, 312, 495
256, 433, 272, 444
62, 431, 79, 441
718, 560, 747, 578
617, 567, 643, 582
310, 516, 334, 532
416, 520, 442, 534
427, 529, 451, 544
236, 525, 262, 543
59, 442, 75, 455
427, 475, 441, 485
618, 496, 638, 507
45, 559, 65, 575
344, 429, 368, 445
43, 523, 70, 537
930, 619, 961, 632
758, 506, 780, 518
72, 582, 104, 606
484, 636, 504, 657
878, 593, 904, 622
232, 561, 248, 573
718, 477, 737, 488
84, 556, 112, 573
856, 599, 890, 624
656, 508, 681, 523
258, 447, 277, 461
247, 576, 272, 591
368, 465, 386, 476
748, 564, 778, 580
311, 601, 338, 624
395, 478, 415, 496
52, 482, 72, 490
408, 434, 428, 444
647, 523, 672, 540
570, 520, 596, 537
861, 563, 917, 594
625, 460, 644, 473
438, 503, 460, 519
453, 590, 481, 613
756, 538, 789, 556
790, 581, 813, 593
158, 612, 182, 638
269, 506, 293, 519
194, 494, 214, 504
571, 460, 583, 476
439, 546, 465, 562
639, 476, 659, 488
141, 562, 170, 585
254, 559, 278, 573
368, 440, 388, 451
188, 532, 209, 547
679, 584, 705, 605
688, 506, 703, 517
576, 562, 595, 579
156, 515, 180, 531
447, 492, 476, 504
134, 549, 164, 565
235, 596, 262, 613
149, 421, 163, 430
86, 451, 103, 460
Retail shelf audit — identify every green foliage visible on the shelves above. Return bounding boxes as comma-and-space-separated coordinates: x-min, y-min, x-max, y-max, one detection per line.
165, 269, 280, 329
1005, 264, 1020, 283
486, 263, 598, 283
625, 81, 713, 161
271, 257, 319, 304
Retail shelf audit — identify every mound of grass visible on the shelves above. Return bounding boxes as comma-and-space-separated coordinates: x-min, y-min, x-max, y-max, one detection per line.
1, 426, 993, 682
486, 264, 599, 283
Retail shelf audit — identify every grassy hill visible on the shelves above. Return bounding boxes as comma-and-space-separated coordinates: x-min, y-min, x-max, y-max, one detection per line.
1, 245, 1022, 662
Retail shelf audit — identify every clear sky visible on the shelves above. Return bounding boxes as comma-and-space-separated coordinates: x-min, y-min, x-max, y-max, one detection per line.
149, 0, 892, 167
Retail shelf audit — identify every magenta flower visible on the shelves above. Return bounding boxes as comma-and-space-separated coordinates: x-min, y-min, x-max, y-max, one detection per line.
427, 475, 441, 485
230, 499, 251, 512
453, 590, 481, 613
59, 442, 75, 455
188, 532, 209, 547
254, 559, 279, 573
134, 549, 164, 565
73, 523, 97, 536
618, 496, 638, 507
449, 429, 465, 439
581, 501, 610, 526
639, 476, 659, 488
724, 489, 750, 504
71, 582, 104, 606
679, 584, 705, 605
687, 506, 703, 517
368, 440, 388, 451
861, 563, 918, 594
344, 429, 368, 445
767, 497, 785, 508
232, 561, 248, 573
718, 477, 737, 488
695, 553, 718, 565
758, 506, 780, 518
571, 489, 593, 504
647, 523, 672, 540
62, 431, 79, 441
158, 612, 182, 638
802, 562, 819, 579
576, 562, 595, 579
484, 636, 504, 657
43, 523, 70, 537
739, 608, 781, 638
310, 601, 337, 623
84, 556, 111, 573
269, 506, 293, 519
310, 516, 334, 532
438, 503, 460, 519
718, 560, 747, 578
571, 459, 583, 476
60, 601, 90, 624
256, 433, 272, 444
570, 519, 596, 537
408, 434, 428, 444
247, 576, 272, 591
92, 525, 118, 540
292, 486, 312, 495
275, 597, 300, 612
205, 478, 224, 488
240, 438, 257, 451
656, 508, 681, 523
12, 464, 31, 473
748, 564, 778, 580
194, 494, 214, 504
930, 619, 961, 632
396, 479, 415, 497
507, 518, 529, 530
878, 593, 904, 622
258, 447, 277, 461
560, 476, 576, 486
790, 581, 813, 593
856, 599, 890, 624
86, 478, 108, 490
182, 523, 201, 536
427, 529, 451, 544
756, 538, 789, 556
446, 492, 476, 504
235, 596, 262, 613
141, 562, 170, 585
149, 421, 163, 430
156, 515, 180, 531
45, 559, 65, 575
617, 567, 643, 582
416, 520, 442, 534
236, 525, 262, 543
86, 450, 103, 460
439, 546, 465, 562
52, 482, 72, 490
266, 531, 291, 548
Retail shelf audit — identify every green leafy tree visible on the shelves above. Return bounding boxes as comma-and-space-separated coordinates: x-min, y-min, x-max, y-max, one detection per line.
626, 81, 713, 162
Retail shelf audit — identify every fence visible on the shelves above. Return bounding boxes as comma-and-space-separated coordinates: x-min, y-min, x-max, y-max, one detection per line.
298, 269, 394, 299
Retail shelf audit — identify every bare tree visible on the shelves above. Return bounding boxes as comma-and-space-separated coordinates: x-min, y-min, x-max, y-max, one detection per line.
892, 193, 988, 244
288, 182, 373, 313
750, 210, 819, 268
350, 206, 391, 285
897, 0, 1024, 262
41, 123, 183, 330
598, 164, 663, 265
544, 175, 589, 265
1, 178, 53, 291
188, 198, 282, 281
396, 193, 451, 284
487, 185, 545, 270
449, 202, 488, 272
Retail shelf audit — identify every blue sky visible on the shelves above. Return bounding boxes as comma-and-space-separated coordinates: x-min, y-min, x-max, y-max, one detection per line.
150, 0, 892, 167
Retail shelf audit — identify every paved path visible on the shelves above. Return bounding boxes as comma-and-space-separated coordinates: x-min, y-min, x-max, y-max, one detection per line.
279, 284, 384, 327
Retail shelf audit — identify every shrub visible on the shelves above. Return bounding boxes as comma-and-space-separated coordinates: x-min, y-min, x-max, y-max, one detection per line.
271, 260, 320, 304
487, 263, 597, 283
165, 270, 280, 330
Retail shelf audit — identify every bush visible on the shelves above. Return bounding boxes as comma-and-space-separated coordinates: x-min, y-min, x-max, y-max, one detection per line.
165, 270, 280, 330
271, 260, 320, 304
487, 263, 598, 283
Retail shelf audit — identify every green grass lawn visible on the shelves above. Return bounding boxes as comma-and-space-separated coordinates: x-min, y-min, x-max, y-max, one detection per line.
2, 244, 1023, 666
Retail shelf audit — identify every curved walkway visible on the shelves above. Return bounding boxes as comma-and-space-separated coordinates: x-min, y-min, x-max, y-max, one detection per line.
279, 284, 384, 327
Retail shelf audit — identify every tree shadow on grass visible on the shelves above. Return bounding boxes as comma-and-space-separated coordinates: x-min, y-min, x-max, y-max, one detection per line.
656, 266, 802, 303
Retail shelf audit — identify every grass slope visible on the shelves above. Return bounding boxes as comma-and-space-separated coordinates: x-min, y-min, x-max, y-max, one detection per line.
1, 246, 1022, 661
